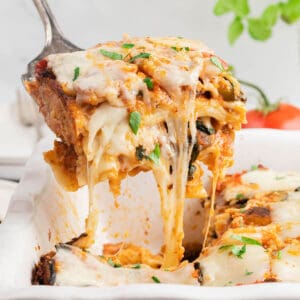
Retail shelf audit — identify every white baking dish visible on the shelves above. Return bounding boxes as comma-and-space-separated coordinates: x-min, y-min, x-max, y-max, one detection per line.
1, 129, 300, 299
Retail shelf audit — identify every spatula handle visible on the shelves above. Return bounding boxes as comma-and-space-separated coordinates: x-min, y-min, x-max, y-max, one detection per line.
32, 0, 64, 47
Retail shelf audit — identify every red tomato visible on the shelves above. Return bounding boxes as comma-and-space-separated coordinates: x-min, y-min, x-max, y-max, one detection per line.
264, 103, 300, 129
242, 110, 266, 128
243, 103, 300, 130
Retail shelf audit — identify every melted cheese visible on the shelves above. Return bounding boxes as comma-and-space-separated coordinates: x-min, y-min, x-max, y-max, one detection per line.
54, 245, 197, 286
48, 49, 148, 106
272, 241, 300, 282
199, 245, 269, 286
271, 192, 300, 224
221, 170, 300, 203
242, 170, 300, 192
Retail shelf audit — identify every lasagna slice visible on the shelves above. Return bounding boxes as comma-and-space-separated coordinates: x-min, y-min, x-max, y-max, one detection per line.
26, 36, 246, 268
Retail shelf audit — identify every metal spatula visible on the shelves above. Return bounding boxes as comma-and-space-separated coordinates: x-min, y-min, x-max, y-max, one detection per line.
22, 0, 82, 84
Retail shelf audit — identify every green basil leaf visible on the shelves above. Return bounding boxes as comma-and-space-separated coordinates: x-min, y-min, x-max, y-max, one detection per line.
122, 43, 135, 49
100, 49, 123, 60
214, 0, 249, 17
228, 16, 244, 45
129, 111, 141, 135
248, 18, 272, 41
148, 144, 161, 165
73, 67, 80, 81
232, 0, 250, 17
262, 4, 280, 26
210, 56, 225, 72
143, 77, 154, 90
280, 0, 300, 24
214, 0, 235, 16
129, 52, 151, 63
230, 234, 262, 246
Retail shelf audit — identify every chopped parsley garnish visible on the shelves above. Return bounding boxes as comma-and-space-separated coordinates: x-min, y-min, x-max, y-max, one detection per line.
135, 144, 160, 164
219, 244, 246, 259
219, 235, 261, 259
148, 144, 161, 165
236, 193, 244, 200
132, 264, 141, 269
143, 77, 154, 90
171, 46, 190, 52
210, 56, 225, 72
275, 175, 285, 180
177, 36, 183, 39
72, 67, 80, 81
107, 258, 122, 268
136, 146, 146, 161
122, 43, 135, 49
129, 111, 141, 135
129, 52, 150, 63
245, 270, 253, 276
100, 49, 123, 60
251, 165, 258, 171
230, 234, 262, 246
231, 245, 246, 258
277, 250, 282, 260
151, 276, 161, 283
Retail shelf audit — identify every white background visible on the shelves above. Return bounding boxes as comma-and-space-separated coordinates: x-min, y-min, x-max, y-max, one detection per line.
0, 0, 299, 104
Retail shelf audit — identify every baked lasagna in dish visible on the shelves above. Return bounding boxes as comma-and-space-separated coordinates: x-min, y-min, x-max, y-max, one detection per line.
32, 167, 300, 286
26, 36, 246, 275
